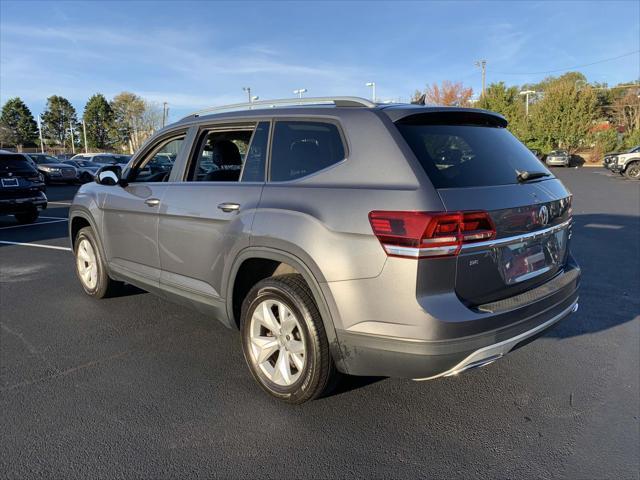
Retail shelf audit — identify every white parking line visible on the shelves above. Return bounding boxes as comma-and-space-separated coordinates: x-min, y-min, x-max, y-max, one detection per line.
48, 201, 72, 206
0, 241, 71, 251
0, 219, 68, 230
40, 216, 68, 220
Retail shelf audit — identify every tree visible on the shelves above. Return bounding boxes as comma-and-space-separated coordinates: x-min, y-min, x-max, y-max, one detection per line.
529, 77, 599, 153
475, 82, 530, 141
41, 95, 79, 150
0, 97, 38, 151
612, 89, 640, 132
415, 81, 473, 107
110, 92, 162, 153
83, 94, 114, 150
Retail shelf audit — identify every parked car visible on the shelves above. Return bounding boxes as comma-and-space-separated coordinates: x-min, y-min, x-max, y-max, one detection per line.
607, 146, 640, 179
26, 153, 78, 184
71, 153, 131, 167
545, 149, 571, 167
56, 153, 76, 161
69, 97, 580, 403
0, 150, 47, 223
63, 159, 101, 183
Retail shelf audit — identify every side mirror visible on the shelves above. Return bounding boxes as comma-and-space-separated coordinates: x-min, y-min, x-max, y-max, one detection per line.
96, 165, 122, 186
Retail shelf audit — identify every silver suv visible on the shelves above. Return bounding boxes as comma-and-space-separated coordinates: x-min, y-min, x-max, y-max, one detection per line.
69, 97, 580, 403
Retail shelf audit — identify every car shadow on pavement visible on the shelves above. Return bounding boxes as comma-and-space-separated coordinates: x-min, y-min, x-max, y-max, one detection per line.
544, 213, 639, 339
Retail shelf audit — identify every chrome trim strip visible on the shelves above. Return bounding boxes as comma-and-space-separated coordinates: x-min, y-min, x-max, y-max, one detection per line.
384, 244, 458, 257
460, 219, 572, 253
413, 298, 578, 381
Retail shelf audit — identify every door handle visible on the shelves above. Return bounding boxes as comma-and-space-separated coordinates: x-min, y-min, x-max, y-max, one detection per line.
217, 202, 240, 213
145, 198, 160, 207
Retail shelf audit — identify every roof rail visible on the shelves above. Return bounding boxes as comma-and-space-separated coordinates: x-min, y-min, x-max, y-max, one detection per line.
184, 96, 376, 118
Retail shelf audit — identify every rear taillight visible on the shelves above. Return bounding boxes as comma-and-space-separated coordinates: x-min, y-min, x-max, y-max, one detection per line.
368, 210, 496, 258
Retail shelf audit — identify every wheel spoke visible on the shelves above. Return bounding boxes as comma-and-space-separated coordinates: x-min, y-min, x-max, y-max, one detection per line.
280, 310, 297, 335
274, 350, 292, 385
290, 352, 304, 371
288, 339, 304, 354
258, 302, 280, 334
251, 336, 279, 364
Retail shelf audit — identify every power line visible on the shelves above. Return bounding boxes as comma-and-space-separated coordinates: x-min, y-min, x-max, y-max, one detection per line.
493, 50, 640, 75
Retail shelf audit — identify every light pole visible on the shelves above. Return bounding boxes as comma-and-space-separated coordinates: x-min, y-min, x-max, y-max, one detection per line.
365, 82, 376, 102
293, 88, 307, 98
519, 90, 535, 116
242, 87, 252, 102
37, 115, 45, 153
162, 102, 168, 127
475, 60, 487, 97
82, 119, 88, 153
69, 121, 75, 155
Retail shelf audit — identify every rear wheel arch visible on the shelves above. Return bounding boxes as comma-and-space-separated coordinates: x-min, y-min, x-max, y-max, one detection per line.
226, 248, 348, 373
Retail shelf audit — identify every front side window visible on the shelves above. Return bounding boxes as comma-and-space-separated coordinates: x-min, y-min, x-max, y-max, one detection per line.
129, 136, 185, 182
270, 121, 345, 181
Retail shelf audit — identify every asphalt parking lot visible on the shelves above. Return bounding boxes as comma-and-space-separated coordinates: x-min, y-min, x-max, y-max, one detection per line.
1, 168, 638, 479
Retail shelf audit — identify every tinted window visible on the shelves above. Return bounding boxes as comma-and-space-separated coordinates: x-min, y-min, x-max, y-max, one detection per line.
396, 123, 552, 188
241, 121, 269, 182
30, 155, 59, 164
270, 121, 345, 181
0, 154, 37, 172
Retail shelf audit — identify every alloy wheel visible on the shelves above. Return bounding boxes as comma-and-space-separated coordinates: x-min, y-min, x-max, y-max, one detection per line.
76, 238, 98, 290
248, 299, 306, 386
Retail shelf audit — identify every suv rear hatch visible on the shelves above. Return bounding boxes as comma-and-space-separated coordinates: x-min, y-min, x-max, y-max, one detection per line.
0, 154, 43, 200
394, 110, 573, 307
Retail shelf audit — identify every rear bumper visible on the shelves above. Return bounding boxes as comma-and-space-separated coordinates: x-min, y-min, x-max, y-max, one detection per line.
0, 192, 47, 214
331, 260, 580, 379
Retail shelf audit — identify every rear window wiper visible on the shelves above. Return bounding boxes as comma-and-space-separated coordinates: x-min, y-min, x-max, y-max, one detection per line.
516, 170, 550, 183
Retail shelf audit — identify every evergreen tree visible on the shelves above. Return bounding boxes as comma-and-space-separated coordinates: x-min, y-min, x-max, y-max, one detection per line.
41, 95, 79, 149
83, 93, 114, 150
0, 97, 38, 151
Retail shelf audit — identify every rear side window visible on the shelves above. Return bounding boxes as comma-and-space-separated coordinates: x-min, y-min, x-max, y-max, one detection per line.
396, 121, 551, 188
270, 121, 345, 181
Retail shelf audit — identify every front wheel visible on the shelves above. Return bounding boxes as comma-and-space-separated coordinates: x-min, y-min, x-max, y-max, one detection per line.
624, 162, 640, 180
74, 226, 122, 298
240, 274, 337, 404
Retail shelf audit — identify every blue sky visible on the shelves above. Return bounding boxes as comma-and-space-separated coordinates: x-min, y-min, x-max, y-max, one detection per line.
1, 1, 639, 121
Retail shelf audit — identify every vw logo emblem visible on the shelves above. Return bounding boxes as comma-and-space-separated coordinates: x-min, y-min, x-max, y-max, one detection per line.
538, 205, 549, 226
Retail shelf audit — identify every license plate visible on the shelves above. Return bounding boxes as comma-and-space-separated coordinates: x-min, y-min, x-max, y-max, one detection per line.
1, 178, 19, 187
499, 228, 567, 285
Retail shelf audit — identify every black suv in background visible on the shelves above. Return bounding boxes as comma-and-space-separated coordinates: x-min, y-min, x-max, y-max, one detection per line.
0, 151, 47, 223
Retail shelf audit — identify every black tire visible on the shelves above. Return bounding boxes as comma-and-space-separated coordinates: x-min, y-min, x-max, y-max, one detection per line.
43, 175, 51, 185
624, 162, 640, 180
80, 172, 93, 184
73, 226, 122, 298
14, 208, 39, 224
240, 273, 337, 404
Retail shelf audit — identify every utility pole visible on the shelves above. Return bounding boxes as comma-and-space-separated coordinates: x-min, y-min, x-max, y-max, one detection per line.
162, 102, 168, 128
475, 60, 487, 97
242, 87, 252, 102
37, 115, 45, 153
519, 90, 536, 116
69, 121, 75, 154
82, 120, 88, 153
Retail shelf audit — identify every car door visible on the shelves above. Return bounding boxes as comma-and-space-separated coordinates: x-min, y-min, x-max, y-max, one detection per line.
100, 132, 189, 289
157, 121, 270, 321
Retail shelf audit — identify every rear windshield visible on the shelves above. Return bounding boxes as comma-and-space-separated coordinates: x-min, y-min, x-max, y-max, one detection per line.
0, 153, 37, 170
396, 122, 551, 188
